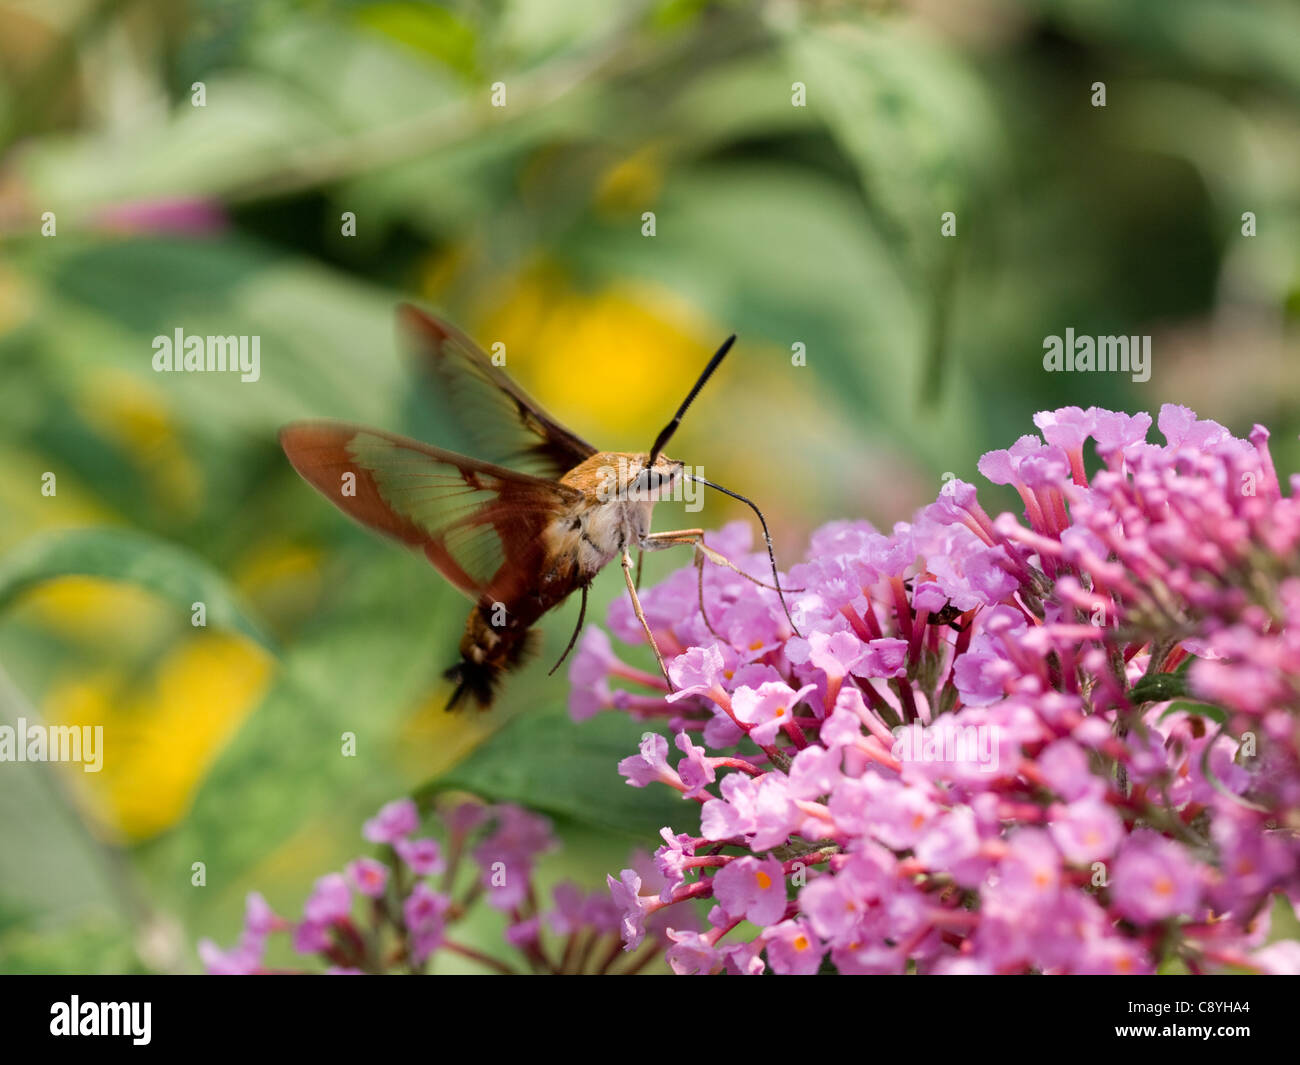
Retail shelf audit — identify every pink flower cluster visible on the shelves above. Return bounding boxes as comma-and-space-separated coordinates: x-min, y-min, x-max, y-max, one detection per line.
198, 797, 674, 974
577, 405, 1300, 975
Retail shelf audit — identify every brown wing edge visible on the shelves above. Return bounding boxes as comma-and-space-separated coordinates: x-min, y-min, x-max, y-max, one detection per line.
395, 302, 598, 476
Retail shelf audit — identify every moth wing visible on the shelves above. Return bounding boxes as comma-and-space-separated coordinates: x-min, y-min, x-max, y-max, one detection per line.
280, 420, 581, 604
398, 303, 597, 479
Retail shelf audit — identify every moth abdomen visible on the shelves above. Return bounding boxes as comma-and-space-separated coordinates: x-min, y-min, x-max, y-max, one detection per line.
443, 609, 541, 711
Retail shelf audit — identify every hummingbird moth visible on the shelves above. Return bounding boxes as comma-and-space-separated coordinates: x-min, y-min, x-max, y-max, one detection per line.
280, 304, 796, 710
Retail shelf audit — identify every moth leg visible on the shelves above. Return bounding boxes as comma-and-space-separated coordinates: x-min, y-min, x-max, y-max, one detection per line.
640, 528, 704, 547
694, 549, 724, 639
641, 529, 792, 593
634, 548, 644, 592
621, 548, 673, 689
641, 528, 803, 638
547, 583, 589, 676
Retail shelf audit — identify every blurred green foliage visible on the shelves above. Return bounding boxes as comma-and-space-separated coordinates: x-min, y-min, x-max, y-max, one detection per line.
0, 0, 1296, 972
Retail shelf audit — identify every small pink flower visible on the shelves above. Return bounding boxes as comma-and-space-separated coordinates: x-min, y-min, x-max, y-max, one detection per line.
363, 798, 419, 844
1047, 799, 1123, 864
198, 936, 263, 975
404, 882, 450, 964
712, 856, 787, 927
731, 681, 816, 745
346, 858, 389, 898
665, 645, 729, 703
1110, 831, 1203, 924
762, 919, 825, 975
607, 869, 653, 950
303, 873, 351, 925
619, 732, 680, 788
395, 837, 445, 877
665, 928, 720, 974
674, 732, 716, 798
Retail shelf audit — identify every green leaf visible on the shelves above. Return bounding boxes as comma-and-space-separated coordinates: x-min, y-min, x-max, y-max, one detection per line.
1158, 701, 1229, 726
783, 19, 1002, 283
424, 704, 689, 839
0, 527, 274, 651
0, 669, 136, 939
354, 2, 480, 78
1129, 671, 1192, 704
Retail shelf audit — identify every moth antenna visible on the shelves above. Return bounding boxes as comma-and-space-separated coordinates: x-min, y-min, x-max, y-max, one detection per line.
647, 334, 735, 466
685, 474, 802, 638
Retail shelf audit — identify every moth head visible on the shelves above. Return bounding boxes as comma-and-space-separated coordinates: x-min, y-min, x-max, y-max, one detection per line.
627, 452, 683, 502
589, 452, 680, 503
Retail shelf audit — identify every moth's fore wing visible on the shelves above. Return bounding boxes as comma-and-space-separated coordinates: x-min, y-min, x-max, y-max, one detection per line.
398, 303, 597, 479
279, 421, 582, 605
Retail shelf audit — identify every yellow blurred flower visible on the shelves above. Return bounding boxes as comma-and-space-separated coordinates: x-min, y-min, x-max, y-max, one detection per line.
419, 241, 474, 301
45, 630, 274, 841
231, 540, 324, 628
0, 261, 34, 335
473, 270, 720, 444
74, 370, 202, 519
18, 575, 173, 653
594, 146, 666, 216
0, 452, 114, 554
233, 542, 323, 592
397, 687, 499, 780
